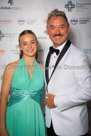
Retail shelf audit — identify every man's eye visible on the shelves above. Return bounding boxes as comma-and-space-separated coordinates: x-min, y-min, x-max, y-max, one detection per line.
59, 25, 65, 28
50, 27, 55, 29
60, 26, 64, 28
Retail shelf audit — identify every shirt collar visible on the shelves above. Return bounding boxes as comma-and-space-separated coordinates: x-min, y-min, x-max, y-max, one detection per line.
53, 39, 68, 52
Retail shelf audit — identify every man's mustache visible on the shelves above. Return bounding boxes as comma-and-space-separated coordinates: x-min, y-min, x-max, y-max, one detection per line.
53, 34, 64, 37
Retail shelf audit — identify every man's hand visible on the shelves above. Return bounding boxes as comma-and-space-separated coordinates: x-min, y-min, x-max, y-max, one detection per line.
45, 93, 56, 108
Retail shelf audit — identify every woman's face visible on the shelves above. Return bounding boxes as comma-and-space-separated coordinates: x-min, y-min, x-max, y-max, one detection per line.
19, 34, 38, 57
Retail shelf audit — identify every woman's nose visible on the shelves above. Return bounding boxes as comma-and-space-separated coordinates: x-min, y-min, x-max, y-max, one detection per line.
27, 43, 31, 48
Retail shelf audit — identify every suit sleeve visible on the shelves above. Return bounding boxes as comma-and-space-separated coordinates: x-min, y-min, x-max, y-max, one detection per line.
54, 52, 91, 111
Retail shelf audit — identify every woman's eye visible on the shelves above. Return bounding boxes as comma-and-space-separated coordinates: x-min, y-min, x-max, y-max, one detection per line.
31, 41, 35, 44
23, 43, 27, 45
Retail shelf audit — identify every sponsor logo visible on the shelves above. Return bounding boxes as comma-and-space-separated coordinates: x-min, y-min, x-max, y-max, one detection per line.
70, 17, 91, 25
65, 1, 91, 12
0, 7, 21, 10
11, 44, 19, 54
0, 0, 21, 10
17, 17, 25, 25
76, 2, 91, 9
70, 18, 78, 25
0, 50, 5, 54
8, 0, 14, 6
0, 20, 12, 24
37, 36, 47, 40
37, 30, 49, 40
38, 49, 44, 52
65, 1, 75, 12
84, 49, 91, 54
11, 49, 19, 54
17, 18, 38, 25
26, 18, 37, 25
0, 31, 5, 41
79, 18, 91, 24
0, 30, 18, 41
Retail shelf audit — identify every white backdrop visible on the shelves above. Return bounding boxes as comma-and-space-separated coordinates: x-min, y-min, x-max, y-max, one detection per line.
0, 0, 91, 134
0, 0, 91, 89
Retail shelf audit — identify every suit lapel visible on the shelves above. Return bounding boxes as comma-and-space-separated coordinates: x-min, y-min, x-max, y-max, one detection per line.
45, 51, 51, 85
45, 39, 71, 85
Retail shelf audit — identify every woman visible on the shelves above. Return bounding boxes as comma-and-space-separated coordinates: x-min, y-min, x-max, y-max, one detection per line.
0, 30, 46, 136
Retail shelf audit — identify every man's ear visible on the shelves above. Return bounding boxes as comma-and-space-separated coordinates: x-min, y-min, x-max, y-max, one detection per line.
68, 24, 70, 33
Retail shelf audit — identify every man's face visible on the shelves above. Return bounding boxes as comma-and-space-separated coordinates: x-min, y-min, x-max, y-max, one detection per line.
47, 16, 70, 48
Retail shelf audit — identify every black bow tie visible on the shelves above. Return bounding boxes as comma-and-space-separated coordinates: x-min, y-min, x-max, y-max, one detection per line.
49, 46, 59, 55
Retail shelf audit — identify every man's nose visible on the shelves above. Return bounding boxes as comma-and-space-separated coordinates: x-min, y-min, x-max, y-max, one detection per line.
55, 28, 60, 34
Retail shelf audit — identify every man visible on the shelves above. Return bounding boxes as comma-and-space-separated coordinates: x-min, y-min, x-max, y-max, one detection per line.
45, 9, 91, 136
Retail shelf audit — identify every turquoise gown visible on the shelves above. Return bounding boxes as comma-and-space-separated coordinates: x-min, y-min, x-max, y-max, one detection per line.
6, 57, 46, 136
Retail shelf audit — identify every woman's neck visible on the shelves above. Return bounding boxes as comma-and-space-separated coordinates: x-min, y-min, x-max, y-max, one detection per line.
23, 55, 36, 67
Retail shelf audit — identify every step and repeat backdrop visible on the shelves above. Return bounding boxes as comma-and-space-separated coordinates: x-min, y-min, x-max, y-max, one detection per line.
0, 0, 91, 133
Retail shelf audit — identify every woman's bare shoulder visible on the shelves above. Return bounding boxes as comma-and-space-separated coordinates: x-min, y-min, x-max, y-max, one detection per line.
8, 60, 20, 67
5, 60, 20, 73
1, 60, 20, 85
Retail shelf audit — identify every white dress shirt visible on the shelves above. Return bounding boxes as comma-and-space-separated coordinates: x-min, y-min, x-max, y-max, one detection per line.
49, 40, 67, 78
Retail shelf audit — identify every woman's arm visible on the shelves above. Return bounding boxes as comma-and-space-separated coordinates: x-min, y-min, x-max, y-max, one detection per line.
0, 64, 14, 136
